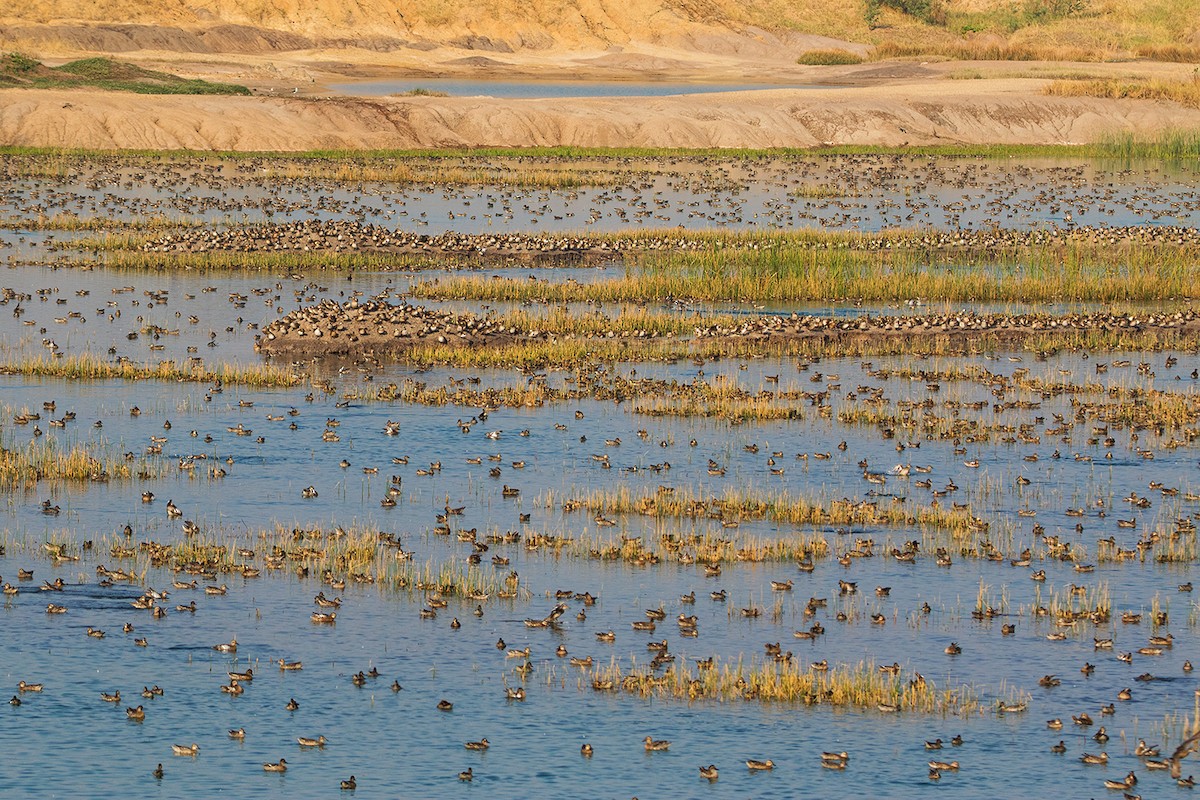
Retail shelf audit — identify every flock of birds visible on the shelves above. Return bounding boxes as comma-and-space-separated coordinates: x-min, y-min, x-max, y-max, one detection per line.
3, 153, 1199, 241
1, 155, 1199, 797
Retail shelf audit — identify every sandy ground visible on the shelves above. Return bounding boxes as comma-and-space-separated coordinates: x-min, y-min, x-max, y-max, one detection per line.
2, 48, 1199, 151
3, 74, 1198, 151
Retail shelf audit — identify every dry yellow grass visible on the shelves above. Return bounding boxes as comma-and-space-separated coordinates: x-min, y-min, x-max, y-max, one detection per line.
1, 0, 1194, 60
1046, 75, 1200, 109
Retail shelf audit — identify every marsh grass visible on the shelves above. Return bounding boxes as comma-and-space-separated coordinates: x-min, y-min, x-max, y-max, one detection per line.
573, 528, 830, 565
407, 235, 1200, 304
0, 212, 199, 231
394, 327, 1199, 369
1, 353, 302, 388
0, 437, 163, 487
590, 657, 980, 714
554, 486, 976, 534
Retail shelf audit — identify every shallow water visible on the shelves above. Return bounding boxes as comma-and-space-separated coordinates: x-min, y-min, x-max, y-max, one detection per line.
1, 337, 1198, 797
1, 157, 1200, 799
2, 156, 1198, 237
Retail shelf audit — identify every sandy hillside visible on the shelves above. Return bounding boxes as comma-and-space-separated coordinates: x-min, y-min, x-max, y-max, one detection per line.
1, 0, 1198, 151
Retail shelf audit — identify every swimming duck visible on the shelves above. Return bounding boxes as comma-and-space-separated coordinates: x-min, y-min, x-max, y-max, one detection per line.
746, 759, 774, 770
101, 690, 120, 703
286, 698, 300, 711
1104, 772, 1137, 790
644, 736, 670, 751
581, 744, 593, 757
16, 681, 43, 693
263, 759, 288, 772
925, 739, 943, 750
171, 743, 199, 756
298, 736, 327, 748
504, 687, 525, 701
699, 764, 718, 780
464, 738, 489, 750
458, 768, 473, 781
437, 699, 453, 711
229, 728, 246, 740
1051, 741, 1067, 753
340, 776, 356, 790
8, 696, 19, 706
212, 638, 237, 653
126, 705, 145, 720
228, 669, 252, 682
928, 760, 959, 771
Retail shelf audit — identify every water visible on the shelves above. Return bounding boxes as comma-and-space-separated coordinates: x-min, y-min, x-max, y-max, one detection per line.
2, 156, 1198, 238
328, 79, 814, 98
1, 158, 1199, 798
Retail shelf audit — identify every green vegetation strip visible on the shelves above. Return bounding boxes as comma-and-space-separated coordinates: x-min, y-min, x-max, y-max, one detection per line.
0, 354, 302, 387
0, 54, 250, 96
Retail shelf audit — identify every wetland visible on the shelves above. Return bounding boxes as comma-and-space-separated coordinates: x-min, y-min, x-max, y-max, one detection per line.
1, 147, 1199, 799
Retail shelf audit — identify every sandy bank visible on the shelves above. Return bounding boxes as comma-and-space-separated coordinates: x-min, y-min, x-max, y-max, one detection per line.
3, 77, 1198, 151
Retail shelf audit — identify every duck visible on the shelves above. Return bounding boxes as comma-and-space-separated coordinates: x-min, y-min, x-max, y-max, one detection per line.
465, 738, 490, 751
229, 728, 246, 740
1104, 772, 1137, 790
212, 637, 237, 653
581, 743, 593, 757
928, 760, 959, 771
1051, 741, 1067, 753
644, 736, 670, 751
340, 776, 356, 790
437, 699, 453, 711
228, 669, 253, 682
126, 705, 145, 720
286, 698, 300, 711
101, 690, 120, 703
458, 768, 473, 782
16, 681, 43, 693
699, 764, 718, 780
171, 743, 199, 756
263, 759, 288, 772
746, 759, 775, 770
297, 736, 327, 748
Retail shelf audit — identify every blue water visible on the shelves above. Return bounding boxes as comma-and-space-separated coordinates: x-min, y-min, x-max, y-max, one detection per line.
0, 161, 1199, 798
